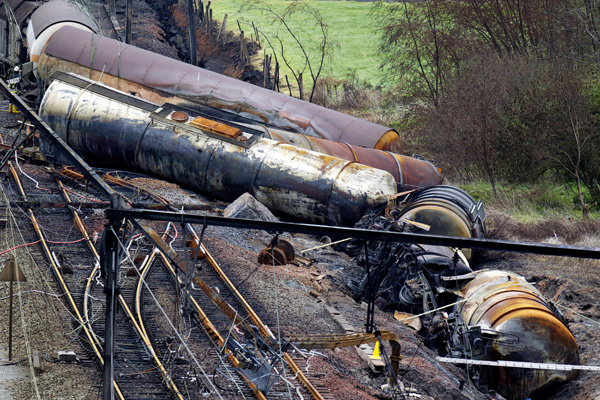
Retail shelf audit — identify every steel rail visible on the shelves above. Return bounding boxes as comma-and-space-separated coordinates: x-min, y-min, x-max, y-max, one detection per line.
7, 163, 125, 400
132, 212, 322, 399
0, 78, 114, 198
55, 163, 328, 399
106, 209, 600, 259
185, 231, 326, 400
0, 83, 268, 397
101, 173, 267, 399
151, 250, 269, 400
59, 180, 185, 400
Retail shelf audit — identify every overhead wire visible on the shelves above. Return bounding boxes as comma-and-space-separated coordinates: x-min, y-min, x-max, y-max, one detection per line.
171, 222, 249, 399
270, 235, 296, 399
111, 226, 226, 400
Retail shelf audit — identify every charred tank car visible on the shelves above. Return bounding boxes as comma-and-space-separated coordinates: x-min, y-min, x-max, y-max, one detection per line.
348, 186, 579, 400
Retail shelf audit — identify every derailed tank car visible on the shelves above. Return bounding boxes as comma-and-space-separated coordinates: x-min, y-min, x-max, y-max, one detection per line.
350, 187, 579, 400
34, 24, 403, 152
39, 76, 400, 226
0, 1, 583, 399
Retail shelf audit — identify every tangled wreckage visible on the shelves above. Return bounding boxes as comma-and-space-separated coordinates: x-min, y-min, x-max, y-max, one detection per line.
0, 0, 590, 399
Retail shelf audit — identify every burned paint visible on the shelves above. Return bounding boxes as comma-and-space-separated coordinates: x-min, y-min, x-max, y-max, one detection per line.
39, 79, 397, 226
457, 270, 579, 400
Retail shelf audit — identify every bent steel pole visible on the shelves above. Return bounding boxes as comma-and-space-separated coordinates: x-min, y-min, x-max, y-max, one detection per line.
104, 208, 600, 259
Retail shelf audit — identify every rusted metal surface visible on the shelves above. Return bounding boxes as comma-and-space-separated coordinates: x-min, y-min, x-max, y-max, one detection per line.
49, 71, 441, 190
40, 79, 397, 226
263, 126, 441, 189
391, 185, 485, 259
257, 239, 295, 265
457, 270, 579, 400
289, 331, 402, 381
37, 25, 401, 151
170, 110, 189, 122
190, 116, 242, 139
7, 162, 126, 400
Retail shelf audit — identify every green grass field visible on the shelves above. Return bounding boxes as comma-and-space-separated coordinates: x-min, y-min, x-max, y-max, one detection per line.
210, 0, 384, 88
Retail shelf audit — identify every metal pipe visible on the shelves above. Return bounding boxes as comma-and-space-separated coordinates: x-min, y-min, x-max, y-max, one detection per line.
36, 25, 402, 151
40, 79, 397, 226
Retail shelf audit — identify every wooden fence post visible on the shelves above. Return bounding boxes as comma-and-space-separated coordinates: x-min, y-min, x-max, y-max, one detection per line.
298, 72, 304, 100
217, 14, 228, 44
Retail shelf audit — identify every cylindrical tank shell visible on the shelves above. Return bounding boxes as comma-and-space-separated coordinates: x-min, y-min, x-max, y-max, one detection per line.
259, 126, 441, 190
26, 0, 97, 65
396, 186, 485, 259
457, 270, 579, 400
37, 25, 401, 151
39, 80, 397, 226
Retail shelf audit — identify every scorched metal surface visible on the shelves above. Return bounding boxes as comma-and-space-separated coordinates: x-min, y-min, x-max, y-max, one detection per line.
39, 79, 398, 226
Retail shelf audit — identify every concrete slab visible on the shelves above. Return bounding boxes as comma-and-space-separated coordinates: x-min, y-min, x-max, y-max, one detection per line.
0, 346, 28, 400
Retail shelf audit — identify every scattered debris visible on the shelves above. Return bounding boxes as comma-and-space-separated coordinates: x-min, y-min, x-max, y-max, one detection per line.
56, 351, 77, 363
257, 239, 295, 265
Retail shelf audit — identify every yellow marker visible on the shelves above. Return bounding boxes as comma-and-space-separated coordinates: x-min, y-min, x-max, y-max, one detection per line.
8, 102, 19, 114
371, 340, 381, 360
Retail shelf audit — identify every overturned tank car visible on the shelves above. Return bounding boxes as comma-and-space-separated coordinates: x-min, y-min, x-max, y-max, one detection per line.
39, 75, 411, 226
0, 0, 582, 398
348, 186, 579, 400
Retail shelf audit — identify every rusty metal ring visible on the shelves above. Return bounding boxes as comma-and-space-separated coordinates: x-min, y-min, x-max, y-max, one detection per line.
171, 111, 189, 122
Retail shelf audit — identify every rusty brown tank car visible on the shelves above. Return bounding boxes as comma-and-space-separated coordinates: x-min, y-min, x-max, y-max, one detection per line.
457, 270, 579, 399
35, 25, 403, 153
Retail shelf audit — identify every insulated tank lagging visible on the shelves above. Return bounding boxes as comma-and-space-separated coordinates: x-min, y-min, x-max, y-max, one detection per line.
36, 24, 402, 151
252, 125, 442, 190
395, 185, 486, 259
39, 79, 398, 226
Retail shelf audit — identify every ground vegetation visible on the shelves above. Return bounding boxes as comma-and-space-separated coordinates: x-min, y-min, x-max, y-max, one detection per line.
374, 0, 600, 218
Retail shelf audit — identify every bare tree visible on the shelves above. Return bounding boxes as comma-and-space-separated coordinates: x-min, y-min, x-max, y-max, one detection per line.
241, 0, 339, 102
373, 0, 466, 103
548, 68, 599, 218
417, 53, 553, 192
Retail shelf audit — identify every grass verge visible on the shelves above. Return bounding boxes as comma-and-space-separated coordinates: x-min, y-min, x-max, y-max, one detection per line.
457, 180, 600, 222
210, 0, 384, 88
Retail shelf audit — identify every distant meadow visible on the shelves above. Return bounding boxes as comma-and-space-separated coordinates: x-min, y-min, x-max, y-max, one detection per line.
210, 0, 384, 88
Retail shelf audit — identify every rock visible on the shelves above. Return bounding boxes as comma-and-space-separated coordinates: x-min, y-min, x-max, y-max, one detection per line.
223, 193, 278, 222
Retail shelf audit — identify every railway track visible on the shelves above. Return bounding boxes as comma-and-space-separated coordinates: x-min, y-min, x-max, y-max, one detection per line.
2, 159, 334, 399
102, 170, 334, 399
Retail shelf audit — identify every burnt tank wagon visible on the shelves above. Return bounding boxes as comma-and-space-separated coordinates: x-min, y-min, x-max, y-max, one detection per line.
0, 1, 583, 399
